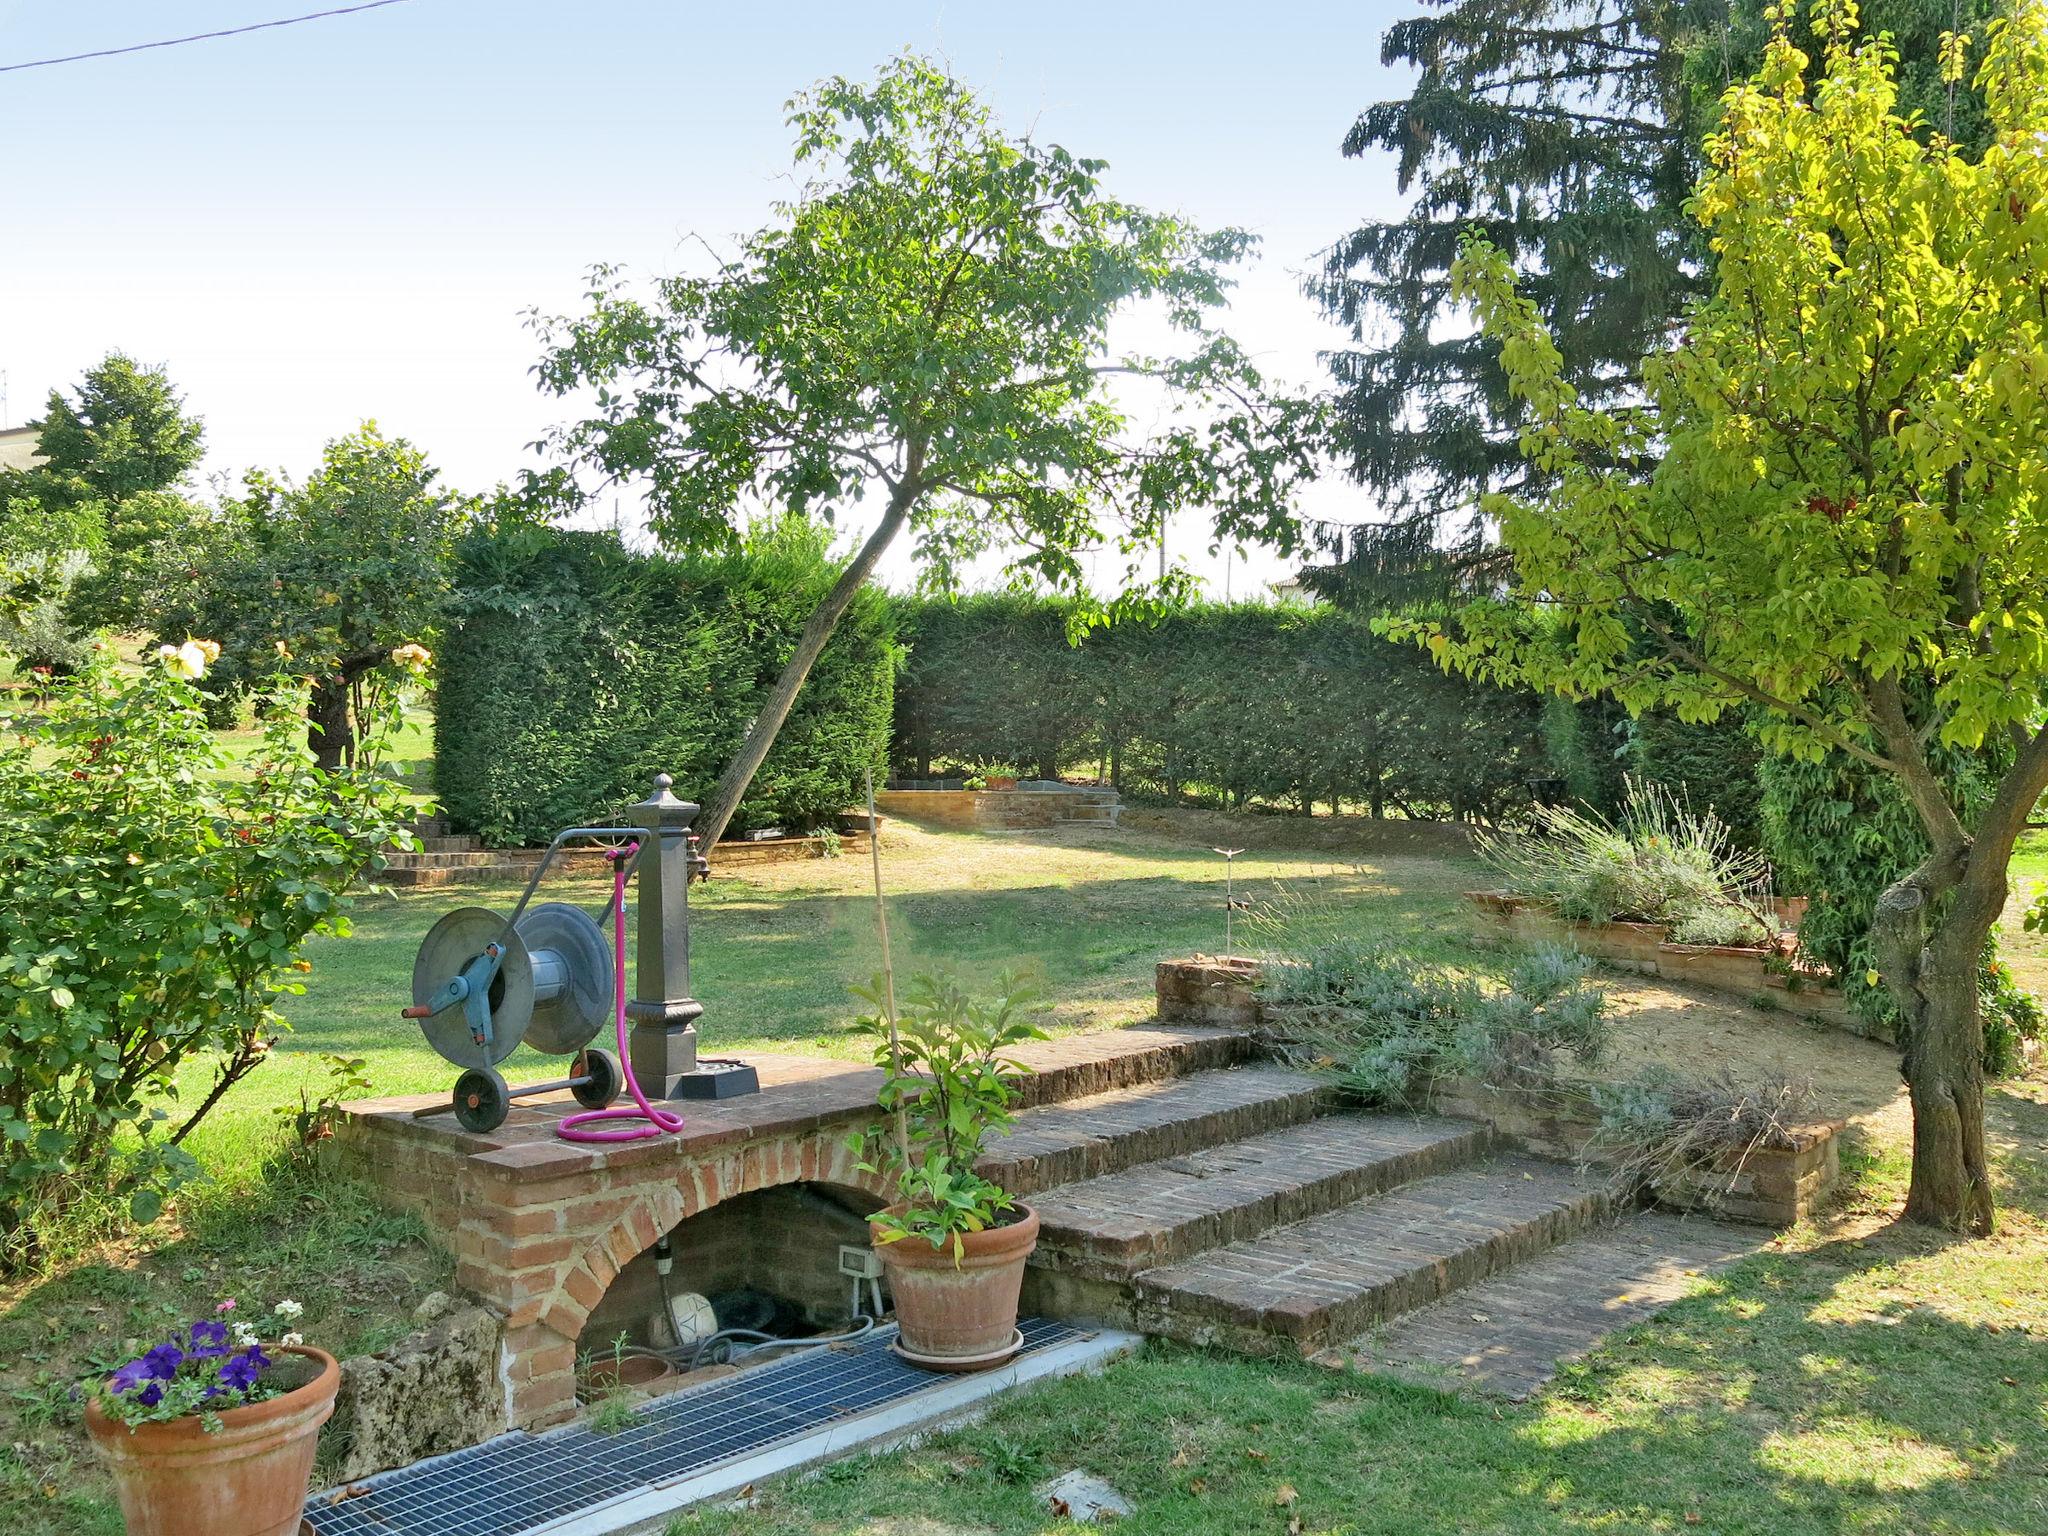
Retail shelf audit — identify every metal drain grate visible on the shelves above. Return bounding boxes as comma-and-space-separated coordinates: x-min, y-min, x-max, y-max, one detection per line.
305, 1318, 1089, 1536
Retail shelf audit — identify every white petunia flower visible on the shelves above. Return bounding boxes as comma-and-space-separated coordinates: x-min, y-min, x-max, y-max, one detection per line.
280, 1331, 304, 1347
273, 1299, 304, 1321
231, 1320, 259, 1347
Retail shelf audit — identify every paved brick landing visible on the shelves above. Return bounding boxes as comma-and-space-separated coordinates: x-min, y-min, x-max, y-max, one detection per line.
1327, 1211, 1761, 1398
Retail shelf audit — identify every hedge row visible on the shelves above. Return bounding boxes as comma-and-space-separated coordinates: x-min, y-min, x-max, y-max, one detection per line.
436, 524, 894, 845
891, 595, 1551, 821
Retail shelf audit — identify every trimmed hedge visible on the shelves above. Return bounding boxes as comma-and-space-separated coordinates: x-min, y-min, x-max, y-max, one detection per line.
437, 524, 894, 845
892, 596, 1548, 821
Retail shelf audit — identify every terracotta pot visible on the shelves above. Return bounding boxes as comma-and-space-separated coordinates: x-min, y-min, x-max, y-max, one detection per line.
580, 1352, 677, 1398
85, 1345, 338, 1536
874, 1204, 1039, 1369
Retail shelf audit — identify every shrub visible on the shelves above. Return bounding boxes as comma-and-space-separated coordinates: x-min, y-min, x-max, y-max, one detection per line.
1477, 775, 1774, 942
1762, 743, 2038, 1075
1258, 940, 1607, 1105
851, 971, 1049, 1254
890, 596, 1548, 821
437, 519, 896, 845
1589, 1068, 1818, 1193
0, 643, 414, 1269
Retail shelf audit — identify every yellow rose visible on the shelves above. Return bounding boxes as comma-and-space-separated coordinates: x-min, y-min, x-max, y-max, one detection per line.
389, 643, 433, 675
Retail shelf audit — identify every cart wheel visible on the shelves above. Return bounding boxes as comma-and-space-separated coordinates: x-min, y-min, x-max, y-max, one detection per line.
571, 1048, 624, 1110
453, 1067, 510, 1133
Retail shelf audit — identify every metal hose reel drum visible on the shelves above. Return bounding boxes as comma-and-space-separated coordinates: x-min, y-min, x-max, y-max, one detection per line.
407, 900, 625, 1133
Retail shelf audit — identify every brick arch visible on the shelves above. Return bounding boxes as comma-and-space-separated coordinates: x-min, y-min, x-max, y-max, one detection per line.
469, 1124, 894, 1429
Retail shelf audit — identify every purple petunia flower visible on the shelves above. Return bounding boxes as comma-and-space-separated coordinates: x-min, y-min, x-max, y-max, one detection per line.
107, 1358, 154, 1396
132, 1382, 163, 1409
188, 1319, 230, 1359
141, 1342, 184, 1381
216, 1346, 268, 1394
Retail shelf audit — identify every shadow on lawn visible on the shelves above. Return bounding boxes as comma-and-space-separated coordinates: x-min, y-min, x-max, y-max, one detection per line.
299, 866, 1479, 1061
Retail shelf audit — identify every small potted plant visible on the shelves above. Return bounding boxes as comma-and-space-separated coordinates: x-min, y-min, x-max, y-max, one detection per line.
853, 970, 1047, 1370
85, 1299, 338, 1536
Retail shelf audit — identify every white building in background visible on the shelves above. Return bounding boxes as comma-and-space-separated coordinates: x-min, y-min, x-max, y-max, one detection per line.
0, 424, 43, 473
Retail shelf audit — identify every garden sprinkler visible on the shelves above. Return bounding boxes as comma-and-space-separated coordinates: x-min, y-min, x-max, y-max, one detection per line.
401, 774, 758, 1134
1212, 847, 1246, 959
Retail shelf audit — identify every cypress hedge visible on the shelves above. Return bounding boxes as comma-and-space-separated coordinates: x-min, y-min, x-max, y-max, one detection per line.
436, 523, 895, 845
892, 595, 1548, 821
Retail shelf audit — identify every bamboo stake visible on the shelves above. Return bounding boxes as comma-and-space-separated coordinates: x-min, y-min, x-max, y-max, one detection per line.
865, 766, 912, 1171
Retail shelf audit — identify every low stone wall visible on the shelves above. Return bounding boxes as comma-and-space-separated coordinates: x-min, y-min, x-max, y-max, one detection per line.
326, 1293, 504, 1482
1465, 892, 1882, 1041
1158, 956, 1842, 1227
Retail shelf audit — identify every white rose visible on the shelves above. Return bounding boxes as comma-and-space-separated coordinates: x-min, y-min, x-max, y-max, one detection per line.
157, 640, 209, 681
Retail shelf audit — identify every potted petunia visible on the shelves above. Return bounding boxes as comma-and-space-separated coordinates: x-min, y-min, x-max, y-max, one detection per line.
85, 1298, 339, 1536
852, 971, 1047, 1370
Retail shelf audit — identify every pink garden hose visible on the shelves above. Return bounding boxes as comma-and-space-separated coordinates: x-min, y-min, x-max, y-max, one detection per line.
556, 846, 686, 1143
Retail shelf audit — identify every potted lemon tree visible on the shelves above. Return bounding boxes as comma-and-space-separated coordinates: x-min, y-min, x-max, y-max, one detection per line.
853, 971, 1047, 1370
86, 1299, 338, 1536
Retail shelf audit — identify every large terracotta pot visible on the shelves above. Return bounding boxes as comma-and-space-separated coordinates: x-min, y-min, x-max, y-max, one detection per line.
873, 1204, 1039, 1370
85, 1345, 339, 1536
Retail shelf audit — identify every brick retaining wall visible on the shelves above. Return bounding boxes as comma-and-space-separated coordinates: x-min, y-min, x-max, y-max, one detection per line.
1157, 957, 1842, 1227
332, 1023, 1248, 1432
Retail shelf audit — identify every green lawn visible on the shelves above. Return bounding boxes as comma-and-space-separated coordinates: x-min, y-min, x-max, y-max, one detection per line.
669, 1090, 2048, 1536
5, 811, 2046, 1536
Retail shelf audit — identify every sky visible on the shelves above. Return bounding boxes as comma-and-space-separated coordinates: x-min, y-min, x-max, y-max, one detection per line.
0, 1, 1414, 597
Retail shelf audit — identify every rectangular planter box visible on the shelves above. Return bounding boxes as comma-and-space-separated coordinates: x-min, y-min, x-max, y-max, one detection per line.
1466, 892, 1885, 1042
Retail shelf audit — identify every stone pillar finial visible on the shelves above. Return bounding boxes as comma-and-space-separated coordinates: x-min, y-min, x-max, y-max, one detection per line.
623, 773, 704, 1091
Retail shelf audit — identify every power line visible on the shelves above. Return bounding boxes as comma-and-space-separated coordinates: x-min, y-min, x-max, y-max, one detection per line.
0, 1, 412, 75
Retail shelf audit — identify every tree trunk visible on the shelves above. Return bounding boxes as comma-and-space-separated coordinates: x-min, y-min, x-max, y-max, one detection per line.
696, 483, 918, 852
1872, 876, 1995, 1234
308, 675, 354, 770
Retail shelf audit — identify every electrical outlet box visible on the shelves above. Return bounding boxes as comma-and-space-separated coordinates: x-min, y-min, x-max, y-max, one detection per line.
838, 1243, 884, 1280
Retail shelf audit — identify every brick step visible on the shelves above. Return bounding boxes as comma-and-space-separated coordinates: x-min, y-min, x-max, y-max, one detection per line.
1329, 1210, 1759, 1399
413, 834, 481, 854
1129, 1157, 1613, 1356
384, 850, 510, 870
1028, 1113, 1494, 1281
981, 1064, 1324, 1197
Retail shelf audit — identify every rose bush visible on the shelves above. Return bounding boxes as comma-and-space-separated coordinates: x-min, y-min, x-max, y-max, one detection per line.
0, 641, 417, 1269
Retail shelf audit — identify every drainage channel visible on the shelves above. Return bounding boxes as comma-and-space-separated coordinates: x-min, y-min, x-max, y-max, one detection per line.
305, 1319, 1135, 1536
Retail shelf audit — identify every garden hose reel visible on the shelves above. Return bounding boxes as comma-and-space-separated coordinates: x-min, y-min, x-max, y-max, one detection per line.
406, 899, 626, 1132
401, 780, 760, 1134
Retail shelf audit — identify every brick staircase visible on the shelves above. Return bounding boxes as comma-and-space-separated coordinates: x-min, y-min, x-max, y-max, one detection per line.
990, 1039, 1752, 1387
381, 816, 524, 888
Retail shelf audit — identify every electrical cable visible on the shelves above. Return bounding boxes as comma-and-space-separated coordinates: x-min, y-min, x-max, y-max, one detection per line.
0, 2, 412, 75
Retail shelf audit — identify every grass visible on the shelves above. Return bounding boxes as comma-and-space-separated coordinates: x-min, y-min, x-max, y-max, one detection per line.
0, 812, 1477, 1536
663, 1080, 2048, 1536
6, 808, 2047, 1536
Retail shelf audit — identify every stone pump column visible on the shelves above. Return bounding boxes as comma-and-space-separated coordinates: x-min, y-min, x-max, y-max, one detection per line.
623, 774, 759, 1100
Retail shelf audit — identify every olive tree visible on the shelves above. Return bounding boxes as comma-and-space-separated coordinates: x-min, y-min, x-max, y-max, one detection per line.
1424, 0, 2048, 1232
529, 53, 1323, 847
